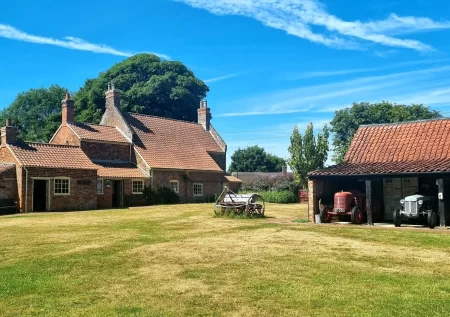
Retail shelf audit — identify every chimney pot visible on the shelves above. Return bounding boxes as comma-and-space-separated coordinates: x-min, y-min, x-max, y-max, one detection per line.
61, 92, 75, 125
5, 119, 10, 127
282, 166, 288, 177
198, 100, 212, 131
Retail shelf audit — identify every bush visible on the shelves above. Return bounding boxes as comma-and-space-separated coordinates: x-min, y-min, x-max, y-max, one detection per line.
240, 175, 299, 194
143, 186, 180, 205
259, 191, 298, 204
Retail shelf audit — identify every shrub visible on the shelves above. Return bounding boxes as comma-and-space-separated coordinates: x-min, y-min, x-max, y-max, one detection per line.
143, 186, 180, 205
259, 191, 298, 204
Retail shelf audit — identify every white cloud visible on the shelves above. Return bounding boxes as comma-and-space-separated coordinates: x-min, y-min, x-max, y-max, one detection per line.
204, 73, 239, 83
216, 65, 450, 116
0, 24, 170, 59
285, 58, 449, 80
175, 0, 450, 52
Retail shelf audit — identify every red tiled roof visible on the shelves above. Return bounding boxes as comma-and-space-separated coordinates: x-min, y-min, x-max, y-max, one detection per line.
127, 113, 224, 172
68, 122, 130, 143
224, 175, 242, 183
93, 161, 148, 178
7, 142, 97, 170
310, 119, 450, 177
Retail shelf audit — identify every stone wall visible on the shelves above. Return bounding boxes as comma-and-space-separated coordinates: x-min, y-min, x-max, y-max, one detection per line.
50, 125, 80, 146
81, 141, 131, 161
24, 168, 97, 212
152, 170, 223, 203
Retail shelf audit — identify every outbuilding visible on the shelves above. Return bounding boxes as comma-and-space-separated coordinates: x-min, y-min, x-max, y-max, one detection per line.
308, 119, 450, 227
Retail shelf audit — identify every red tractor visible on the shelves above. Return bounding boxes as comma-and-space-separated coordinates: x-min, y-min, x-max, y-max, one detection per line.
319, 190, 380, 224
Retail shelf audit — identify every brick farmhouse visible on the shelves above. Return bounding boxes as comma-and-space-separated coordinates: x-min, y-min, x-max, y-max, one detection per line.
0, 86, 227, 212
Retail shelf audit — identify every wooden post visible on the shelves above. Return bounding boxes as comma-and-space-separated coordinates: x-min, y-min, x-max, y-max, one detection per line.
366, 180, 373, 225
437, 179, 445, 227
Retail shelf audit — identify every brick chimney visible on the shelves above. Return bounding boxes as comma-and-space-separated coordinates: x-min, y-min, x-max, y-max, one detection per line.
282, 166, 288, 177
198, 100, 212, 131
1, 119, 17, 146
105, 83, 120, 110
61, 92, 74, 125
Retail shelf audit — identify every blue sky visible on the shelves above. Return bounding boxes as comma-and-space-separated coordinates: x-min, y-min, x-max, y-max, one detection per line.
1, 0, 450, 167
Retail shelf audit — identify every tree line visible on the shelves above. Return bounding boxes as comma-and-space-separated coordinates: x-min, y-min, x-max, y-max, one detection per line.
0, 54, 208, 142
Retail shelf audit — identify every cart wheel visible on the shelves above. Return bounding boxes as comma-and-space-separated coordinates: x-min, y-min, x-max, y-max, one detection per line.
428, 210, 436, 229
393, 209, 401, 227
351, 206, 363, 224
320, 206, 332, 223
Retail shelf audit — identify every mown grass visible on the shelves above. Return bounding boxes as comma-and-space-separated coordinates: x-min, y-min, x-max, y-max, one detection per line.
1, 203, 450, 316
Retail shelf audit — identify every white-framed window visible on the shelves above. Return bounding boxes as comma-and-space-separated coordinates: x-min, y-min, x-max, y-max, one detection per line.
170, 180, 179, 193
193, 183, 203, 196
132, 180, 145, 194
97, 179, 104, 194
54, 177, 70, 195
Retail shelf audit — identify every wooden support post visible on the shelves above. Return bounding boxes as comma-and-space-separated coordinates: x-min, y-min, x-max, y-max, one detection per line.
365, 180, 373, 225
437, 179, 445, 227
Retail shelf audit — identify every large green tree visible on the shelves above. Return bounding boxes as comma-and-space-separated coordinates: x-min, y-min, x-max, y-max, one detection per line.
228, 145, 286, 173
0, 85, 69, 142
74, 53, 209, 123
288, 123, 329, 188
331, 102, 441, 163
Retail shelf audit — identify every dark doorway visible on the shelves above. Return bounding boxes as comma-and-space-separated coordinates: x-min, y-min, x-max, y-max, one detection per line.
112, 180, 123, 208
33, 180, 48, 211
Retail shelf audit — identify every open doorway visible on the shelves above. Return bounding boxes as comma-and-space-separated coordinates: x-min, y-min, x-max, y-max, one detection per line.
112, 180, 123, 208
33, 179, 49, 211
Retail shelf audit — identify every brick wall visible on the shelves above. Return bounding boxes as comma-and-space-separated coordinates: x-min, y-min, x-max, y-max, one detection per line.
152, 170, 223, 203
100, 91, 134, 141
24, 168, 97, 212
50, 126, 80, 146
209, 152, 226, 171
0, 147, 23, 208
209, 125, 227, 152
0, 166, 17, 200
308, 178, 325, 223
97, 178, 149, 208
134, 149, 150, 174
81, 141, 131, 161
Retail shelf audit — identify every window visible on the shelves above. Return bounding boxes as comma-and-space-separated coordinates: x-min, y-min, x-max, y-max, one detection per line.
132, 180, 144, 194
54, 178, 70, 195
193, 183, 203, 196
170, 180, 179, 193
97, 179, 104, 194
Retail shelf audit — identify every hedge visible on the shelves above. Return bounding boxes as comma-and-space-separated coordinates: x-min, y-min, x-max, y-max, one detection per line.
258, 191, 298, 204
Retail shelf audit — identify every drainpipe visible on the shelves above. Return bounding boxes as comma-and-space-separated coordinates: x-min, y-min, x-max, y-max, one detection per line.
150, 168, 154, 189
24, 167, 29, 213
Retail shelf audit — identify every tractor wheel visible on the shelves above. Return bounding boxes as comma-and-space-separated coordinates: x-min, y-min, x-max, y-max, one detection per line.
351, 206, 363, 224
319, 206, 332, 223
428, 210, 437, 229
393, 209, 401, 227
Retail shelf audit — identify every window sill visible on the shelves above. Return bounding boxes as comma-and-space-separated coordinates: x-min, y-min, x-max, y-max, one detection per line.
54, 193, 71, 196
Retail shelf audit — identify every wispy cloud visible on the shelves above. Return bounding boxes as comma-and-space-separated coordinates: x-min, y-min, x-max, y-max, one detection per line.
175, 0, 450, 52
204, 73, 239, 83
216, 65, 450, 117
284, 59, 449, 80
0, 24, 170, 59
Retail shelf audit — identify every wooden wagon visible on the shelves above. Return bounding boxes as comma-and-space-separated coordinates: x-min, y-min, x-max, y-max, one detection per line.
214, 189, 265, 217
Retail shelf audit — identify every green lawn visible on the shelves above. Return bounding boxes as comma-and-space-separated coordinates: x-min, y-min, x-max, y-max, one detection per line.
1, 204, 450, 316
